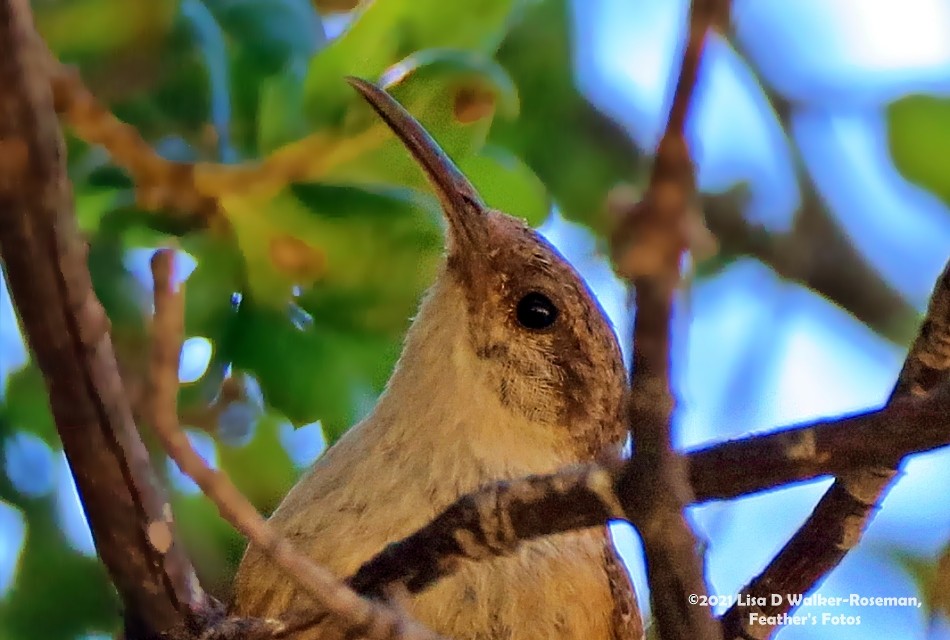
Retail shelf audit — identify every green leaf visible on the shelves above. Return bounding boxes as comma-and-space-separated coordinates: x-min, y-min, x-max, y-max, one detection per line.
888, 94, 950, 206
303, 0, 525, 125
110, 22, 213, 142
492, 0, 641, 233
180, 232, 245, 342
220, 190, 330, 308
0, 366, 58, 446
292, 184, 443, 333
35, 0, 177, 58
203, 0, 324, 71
219, 185, 434, 431
0, 474, 119, 640
218, 413, 299, 509
257, 58, 310, 154
159, 0, 322, 157
232, 50, 523, 211
83, 165, 135, 191
459, 145, 550, 226
173, 233, 245, 410
221, 298, 399, 436
893, 543, 950, 624
322, 50, 519, 190
223, 183, 441, 311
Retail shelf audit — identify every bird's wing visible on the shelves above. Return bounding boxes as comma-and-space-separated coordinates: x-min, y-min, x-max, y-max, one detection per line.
604, 537, 645, 640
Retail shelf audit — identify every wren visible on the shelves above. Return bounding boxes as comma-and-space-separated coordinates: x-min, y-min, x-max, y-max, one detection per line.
231, 78, 643, 640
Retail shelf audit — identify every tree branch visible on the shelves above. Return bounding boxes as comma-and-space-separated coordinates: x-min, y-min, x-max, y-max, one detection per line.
687, 379, 950, 499
147, 249, 445, 640
702, 84, 918, 347
346, 383, 950, 601
48, 58, 219, 220
703, 192, 919, 347
609, 1, 722, 638
720, 258, 950, 639
0, 1, 208, 637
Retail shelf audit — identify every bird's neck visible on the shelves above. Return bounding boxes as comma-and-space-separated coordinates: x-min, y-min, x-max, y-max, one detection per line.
265, 274, 578, 578
360, 274, 576, 488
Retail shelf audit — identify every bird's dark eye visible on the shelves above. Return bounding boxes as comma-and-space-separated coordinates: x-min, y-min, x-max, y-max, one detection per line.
515, 292, 559, 330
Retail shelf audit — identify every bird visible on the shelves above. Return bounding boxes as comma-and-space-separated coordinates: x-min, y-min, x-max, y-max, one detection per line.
231, 77, 644, 640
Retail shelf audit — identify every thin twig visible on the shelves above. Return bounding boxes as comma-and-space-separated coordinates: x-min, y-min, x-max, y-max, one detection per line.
720, 259, 950, 640
0, 1, 209, 638
344, 383, 950, 600
47, 51, 382, 222
47, 57, 219, 219
147, 250, 445, 640
610, 1, 723, 638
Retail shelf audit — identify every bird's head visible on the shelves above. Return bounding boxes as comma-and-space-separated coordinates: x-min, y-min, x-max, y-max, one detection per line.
349, 78, 628, 458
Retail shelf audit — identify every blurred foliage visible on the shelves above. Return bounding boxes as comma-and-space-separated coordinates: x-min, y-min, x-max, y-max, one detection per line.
2, 1, 949, 639
888, 95, 950, 207
1, 0, 641, 636
893, 541, 950, 627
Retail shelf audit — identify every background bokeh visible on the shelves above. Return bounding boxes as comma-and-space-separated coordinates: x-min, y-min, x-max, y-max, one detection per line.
1, 0, 949, 638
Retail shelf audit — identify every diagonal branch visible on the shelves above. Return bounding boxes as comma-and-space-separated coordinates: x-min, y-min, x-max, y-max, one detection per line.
346, 382, 950, 601
720, 258, 950, 640
703, 190, 919, 347
702, 31, 919, 348
0, 1, 209, 637
49, 58, 219, 220
148, 250, 445, 640
610, 1, 723, 639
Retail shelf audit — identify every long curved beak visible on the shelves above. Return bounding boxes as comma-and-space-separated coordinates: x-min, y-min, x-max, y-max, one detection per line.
346, 76, 488, 252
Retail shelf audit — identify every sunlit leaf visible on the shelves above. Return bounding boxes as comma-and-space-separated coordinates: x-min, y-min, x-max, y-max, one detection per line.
232, 49, 520, 199
257, 58, 310, 154
888, 95, 950, 207
303, 0, 526, 125
223, 182, 441, 314
0, 367, 58, 446
459, 145, 550, 226
322, 50, 519, 189
220, 191, 329, 308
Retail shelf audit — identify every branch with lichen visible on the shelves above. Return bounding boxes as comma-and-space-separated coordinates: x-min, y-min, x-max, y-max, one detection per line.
343, 375, 950, 602
720, 257, 950, 640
